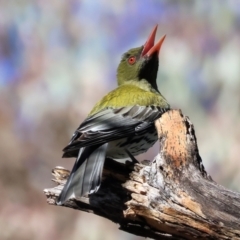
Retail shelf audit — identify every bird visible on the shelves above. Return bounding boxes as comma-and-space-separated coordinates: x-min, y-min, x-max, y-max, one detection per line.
57, 25, 170, 205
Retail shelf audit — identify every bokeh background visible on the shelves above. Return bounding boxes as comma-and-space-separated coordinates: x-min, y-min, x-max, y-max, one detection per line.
1, 0, 240, 239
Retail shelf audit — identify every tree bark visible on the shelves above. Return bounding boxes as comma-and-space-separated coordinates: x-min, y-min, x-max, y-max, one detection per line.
44, 110, 240, 240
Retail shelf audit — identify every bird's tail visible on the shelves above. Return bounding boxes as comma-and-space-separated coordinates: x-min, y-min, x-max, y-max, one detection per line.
57, 143, 108, 205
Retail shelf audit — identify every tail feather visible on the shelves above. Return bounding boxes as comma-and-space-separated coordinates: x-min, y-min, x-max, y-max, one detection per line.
82, 143, 108, 195
57, 143, 107, 205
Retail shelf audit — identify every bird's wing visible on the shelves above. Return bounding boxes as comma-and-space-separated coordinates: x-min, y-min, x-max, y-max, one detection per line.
63, 105, 169, 157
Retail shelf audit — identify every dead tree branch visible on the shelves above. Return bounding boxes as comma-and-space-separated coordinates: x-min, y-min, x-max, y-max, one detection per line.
44, 110, 240, 240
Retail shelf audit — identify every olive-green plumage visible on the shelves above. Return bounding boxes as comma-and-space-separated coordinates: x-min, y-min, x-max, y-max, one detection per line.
90, 46, 169, 115
89, 80, 168, 115
57, 27, 170, 205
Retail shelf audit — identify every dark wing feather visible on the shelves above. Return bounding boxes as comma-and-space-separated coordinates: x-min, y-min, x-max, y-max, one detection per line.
63, 105, 169, 158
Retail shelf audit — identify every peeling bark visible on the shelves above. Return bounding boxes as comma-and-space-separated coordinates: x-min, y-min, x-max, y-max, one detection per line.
44, 110, 240, 240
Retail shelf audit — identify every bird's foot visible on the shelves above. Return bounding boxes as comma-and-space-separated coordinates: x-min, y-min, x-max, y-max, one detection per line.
141, 160, 151, 166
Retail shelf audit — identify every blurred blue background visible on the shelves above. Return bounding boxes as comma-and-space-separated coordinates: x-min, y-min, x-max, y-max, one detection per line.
1, 1, 240, 239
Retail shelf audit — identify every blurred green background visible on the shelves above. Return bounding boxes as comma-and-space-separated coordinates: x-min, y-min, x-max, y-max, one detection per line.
1, 1, 240, 239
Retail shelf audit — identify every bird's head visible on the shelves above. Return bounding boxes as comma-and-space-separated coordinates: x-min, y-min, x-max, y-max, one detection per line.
117, 25, 165, 91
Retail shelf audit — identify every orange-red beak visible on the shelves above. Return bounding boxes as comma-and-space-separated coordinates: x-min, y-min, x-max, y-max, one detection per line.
141, 25, 166, 57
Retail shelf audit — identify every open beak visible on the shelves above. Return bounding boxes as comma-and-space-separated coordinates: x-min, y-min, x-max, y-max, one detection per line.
141, 25, 166, 57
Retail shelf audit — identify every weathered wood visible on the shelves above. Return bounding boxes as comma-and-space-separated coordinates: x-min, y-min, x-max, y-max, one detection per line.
44, 110, 240, 240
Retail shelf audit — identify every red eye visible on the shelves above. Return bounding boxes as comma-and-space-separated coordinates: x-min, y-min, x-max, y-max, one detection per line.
128, 56, 136, 65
